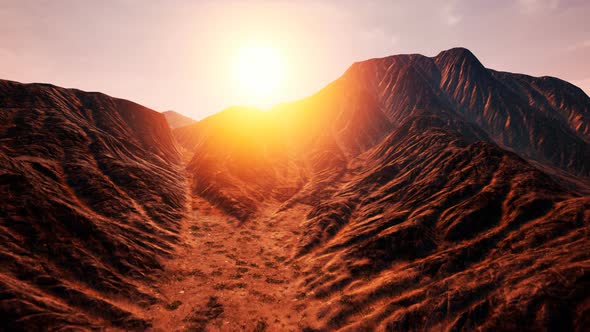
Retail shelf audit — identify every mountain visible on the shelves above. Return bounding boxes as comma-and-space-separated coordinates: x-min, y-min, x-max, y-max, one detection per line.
0, 80, 185, 330
163, 110, 196, 129
178, 48, 590, 331
178, 48, 590, 224
292, 111, 590, 331
1, 47, 589, 331
352, 48, 590, 176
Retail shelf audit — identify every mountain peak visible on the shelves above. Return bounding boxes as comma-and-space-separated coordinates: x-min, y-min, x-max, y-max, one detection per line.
438, 46, 475, 56
435, 47, 480, 62
433, 47, 487, 75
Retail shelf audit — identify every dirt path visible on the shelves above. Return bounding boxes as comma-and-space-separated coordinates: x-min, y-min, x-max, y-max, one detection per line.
143, 191, 313, 331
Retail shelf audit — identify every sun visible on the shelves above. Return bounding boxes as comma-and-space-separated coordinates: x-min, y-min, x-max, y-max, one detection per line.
232, 44, 285, 108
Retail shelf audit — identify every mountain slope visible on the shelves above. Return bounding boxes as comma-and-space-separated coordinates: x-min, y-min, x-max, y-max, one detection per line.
163, 110, 196, 129
346, 47, 590, 176
0, 80, 185, 330
175, 71, 394, 221
293, 110, 590, 331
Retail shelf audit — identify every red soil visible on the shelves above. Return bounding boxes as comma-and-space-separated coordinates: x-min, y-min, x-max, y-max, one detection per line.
145, 195, 314, 331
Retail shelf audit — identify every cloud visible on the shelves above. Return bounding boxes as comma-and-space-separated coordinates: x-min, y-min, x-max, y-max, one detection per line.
441, 1, 462, 25
566, 40, 590, 52
517, 0, 560, 13
390, 35, 400, 46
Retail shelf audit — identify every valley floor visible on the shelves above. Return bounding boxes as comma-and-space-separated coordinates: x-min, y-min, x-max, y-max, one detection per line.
142, 190, 313, 331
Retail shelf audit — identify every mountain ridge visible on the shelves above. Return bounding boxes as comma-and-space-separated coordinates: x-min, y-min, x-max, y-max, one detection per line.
342, 47, 590, 176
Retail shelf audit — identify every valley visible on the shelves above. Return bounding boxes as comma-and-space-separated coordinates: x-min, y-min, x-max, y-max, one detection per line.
145, 190, 313, 331
1, 48, 589, 331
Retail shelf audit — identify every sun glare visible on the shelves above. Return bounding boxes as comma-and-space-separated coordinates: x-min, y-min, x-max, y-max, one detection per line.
232, 44, 285, 109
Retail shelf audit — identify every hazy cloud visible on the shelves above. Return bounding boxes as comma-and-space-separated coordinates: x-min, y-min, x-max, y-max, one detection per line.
517, 0, 560, 13
441, 1, 463, 25
566, 40, 590, 52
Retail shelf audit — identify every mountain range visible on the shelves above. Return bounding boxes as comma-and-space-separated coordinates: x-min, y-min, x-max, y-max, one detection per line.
1, 48, 589, 331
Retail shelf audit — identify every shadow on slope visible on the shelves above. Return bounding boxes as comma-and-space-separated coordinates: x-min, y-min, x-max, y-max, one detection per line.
0, 80, 185, 330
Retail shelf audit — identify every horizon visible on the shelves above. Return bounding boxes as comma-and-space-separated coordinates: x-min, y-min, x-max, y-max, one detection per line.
1, 0, 590, 120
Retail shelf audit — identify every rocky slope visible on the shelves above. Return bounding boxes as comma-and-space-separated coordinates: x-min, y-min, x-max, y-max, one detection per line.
293, 110, 590, 331
346, 48, 590, 176
0, 80, 185, 330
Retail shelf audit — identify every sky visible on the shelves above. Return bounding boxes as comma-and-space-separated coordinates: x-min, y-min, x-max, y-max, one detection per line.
0, 0, 589, 120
